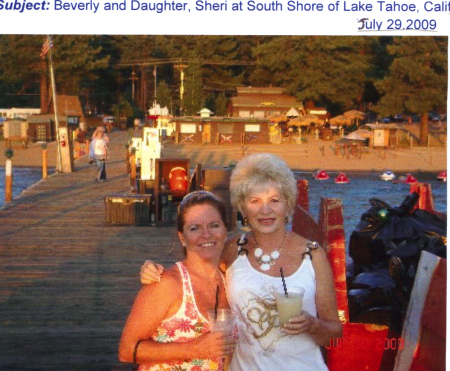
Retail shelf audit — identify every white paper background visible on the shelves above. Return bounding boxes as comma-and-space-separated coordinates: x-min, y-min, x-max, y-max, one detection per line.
0, 0, 448, 35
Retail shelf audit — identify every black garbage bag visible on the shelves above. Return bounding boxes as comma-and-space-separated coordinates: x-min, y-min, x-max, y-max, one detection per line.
347, 191, 446, 330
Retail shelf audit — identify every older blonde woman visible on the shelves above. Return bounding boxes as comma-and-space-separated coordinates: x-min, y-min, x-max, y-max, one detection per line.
141, 153, 342, 370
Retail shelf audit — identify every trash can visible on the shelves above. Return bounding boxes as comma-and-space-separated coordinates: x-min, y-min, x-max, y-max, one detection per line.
105, 194, 152, 224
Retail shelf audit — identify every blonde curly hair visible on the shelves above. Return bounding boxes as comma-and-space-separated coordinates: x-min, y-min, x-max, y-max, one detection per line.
230, 153, 297, 216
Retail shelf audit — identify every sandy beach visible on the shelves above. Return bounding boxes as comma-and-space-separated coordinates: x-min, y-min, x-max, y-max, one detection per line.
1, 129, 446, 173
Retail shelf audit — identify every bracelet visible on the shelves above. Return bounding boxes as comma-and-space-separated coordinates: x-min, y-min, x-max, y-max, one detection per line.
133, 339, 144, 365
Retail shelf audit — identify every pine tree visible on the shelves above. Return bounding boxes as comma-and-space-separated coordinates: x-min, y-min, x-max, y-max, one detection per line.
215, 93, 229, 116
156, 81, 173, 112
0, 35, 109, 112
183, 52, 203, 116
375, 36, 447, 146
251, 36, 372, 112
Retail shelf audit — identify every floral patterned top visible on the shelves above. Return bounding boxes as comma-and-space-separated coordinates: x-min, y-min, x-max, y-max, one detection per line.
138, 262, 224, 371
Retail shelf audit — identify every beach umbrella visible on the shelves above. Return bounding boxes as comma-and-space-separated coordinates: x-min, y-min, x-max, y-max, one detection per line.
344, 110, 366, 119
289, 114, 324, 126
330, 115, 351, 126
344, 110, 366, 126
268, 114, 288, 123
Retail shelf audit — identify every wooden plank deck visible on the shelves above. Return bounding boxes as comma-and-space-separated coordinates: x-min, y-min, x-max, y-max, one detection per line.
0, 131, 182, 371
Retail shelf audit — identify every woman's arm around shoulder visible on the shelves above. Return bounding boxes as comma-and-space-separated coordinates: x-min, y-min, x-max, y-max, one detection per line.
140, 260, 165, 284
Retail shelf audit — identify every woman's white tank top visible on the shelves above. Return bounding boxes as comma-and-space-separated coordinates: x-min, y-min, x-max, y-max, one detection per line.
225, 243, 328, 371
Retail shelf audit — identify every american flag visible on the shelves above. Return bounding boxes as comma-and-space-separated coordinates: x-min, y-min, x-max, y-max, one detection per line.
40, 36, 53, 59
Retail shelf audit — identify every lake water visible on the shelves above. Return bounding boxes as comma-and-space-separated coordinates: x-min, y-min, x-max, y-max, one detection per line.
0, 169, 447, 244
297, 171, 447, 242
0, 168, 51, 209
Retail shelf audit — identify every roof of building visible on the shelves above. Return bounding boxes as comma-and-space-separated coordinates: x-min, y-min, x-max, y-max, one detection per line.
231, 95, 300, 108
51, 95, 84, 118
362, 123, 403, 130
231, 86, 301, 108
173, 116, 269, 123
27, 114, 67, 123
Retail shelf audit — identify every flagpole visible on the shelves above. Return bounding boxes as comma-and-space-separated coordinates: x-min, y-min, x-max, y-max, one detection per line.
46, 35, 62, 172
154, 66, 157, 99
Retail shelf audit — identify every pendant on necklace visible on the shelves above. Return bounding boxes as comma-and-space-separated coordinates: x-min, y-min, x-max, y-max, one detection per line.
254, 248, 281, 271
253, 232, 286, 271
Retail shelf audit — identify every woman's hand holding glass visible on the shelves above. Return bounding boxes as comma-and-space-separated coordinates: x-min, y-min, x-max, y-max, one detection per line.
191, 331, 237, 359
280, 311, 317, 335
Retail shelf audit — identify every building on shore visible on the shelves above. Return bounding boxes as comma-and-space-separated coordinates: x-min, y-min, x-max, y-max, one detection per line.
0, 107, 41, 120
172, 109, 270, 145
228, 86, 303, 118
360, 123, 403, 148
22, 95, 85, 142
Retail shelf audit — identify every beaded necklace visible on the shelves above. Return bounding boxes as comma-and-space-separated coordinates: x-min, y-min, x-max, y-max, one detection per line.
253, 232, 287, 271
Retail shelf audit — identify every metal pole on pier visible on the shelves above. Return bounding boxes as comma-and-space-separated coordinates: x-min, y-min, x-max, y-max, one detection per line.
44, 35, 62, 172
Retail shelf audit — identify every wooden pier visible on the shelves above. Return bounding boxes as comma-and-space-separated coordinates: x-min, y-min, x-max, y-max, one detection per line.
0, 130, 446, 371
0, 131, 182, 371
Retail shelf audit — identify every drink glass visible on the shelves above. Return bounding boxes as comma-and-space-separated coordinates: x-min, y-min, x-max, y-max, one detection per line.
274, 286, 305, 328
207, 309, 237, 371
207, 308, 237, 334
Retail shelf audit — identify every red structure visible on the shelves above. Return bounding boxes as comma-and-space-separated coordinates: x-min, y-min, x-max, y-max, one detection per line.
291, 179, 446, 371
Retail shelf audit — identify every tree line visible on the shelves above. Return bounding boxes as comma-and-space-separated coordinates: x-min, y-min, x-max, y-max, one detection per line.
0, 35, 446, 145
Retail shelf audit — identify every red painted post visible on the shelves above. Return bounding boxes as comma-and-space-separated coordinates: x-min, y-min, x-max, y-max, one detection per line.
318, 198, 349, 322
410, 182, 435, 212
296, 179, 309, 211
292, 179, 318, 243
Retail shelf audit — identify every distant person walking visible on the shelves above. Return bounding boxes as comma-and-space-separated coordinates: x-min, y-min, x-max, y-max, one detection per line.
89, 127, 109, 182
